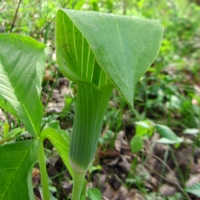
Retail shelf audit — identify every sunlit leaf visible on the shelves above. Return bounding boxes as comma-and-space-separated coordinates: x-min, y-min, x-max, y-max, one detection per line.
0, 34, 47, 136
183, 128, 200, 135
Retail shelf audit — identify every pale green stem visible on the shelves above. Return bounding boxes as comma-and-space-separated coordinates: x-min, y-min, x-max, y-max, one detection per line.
71, 170, 86, 200
70, 83, 113, 170
38, 140, 50, 200
69, 83, 113, 200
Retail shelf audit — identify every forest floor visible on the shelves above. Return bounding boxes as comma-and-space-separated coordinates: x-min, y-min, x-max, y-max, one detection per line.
30, 74, 200, 200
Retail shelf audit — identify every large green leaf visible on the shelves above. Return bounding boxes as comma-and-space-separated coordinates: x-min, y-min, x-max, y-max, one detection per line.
56, 9, 163, 108
0, 34, 47, 136
0, 140, 39, 200
40, 121, 73, 177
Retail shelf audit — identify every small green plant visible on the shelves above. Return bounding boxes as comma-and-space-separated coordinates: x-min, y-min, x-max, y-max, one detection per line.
130, 120, 183, 154
0, 9, 163, 200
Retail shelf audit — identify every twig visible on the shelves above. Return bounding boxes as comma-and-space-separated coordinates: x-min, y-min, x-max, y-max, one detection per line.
38, 0, 70, 37
123, 0, 127, 15
143, 150, 191, 200
10, 0, 22, 32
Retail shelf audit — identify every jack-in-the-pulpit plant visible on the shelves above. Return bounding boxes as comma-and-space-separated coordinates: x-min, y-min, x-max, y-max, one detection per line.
56, 9, 163, 200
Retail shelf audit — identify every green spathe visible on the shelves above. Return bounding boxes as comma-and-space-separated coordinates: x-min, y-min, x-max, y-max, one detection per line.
69, 83, 113, 172
56, 9, 163, 108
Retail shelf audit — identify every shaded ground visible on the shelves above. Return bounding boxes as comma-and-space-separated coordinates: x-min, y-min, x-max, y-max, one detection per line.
30, 75, 200, 200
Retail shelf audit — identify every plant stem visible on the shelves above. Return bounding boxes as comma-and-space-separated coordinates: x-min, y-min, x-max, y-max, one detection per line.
69, 83, 113, 170
38, 140, 50, 200
10, 0, 22, 32
71, 170, 86, 200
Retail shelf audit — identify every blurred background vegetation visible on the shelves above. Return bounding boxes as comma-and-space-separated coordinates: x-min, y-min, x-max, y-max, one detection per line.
0, 0, 200, 199
1, 0, 199, 130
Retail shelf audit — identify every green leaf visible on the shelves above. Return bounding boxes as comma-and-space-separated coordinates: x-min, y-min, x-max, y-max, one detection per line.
0, 140, 40, 200
56, 9, 163, 108
157, 137, 183, 144
0, 94, 17, 117
130, 135, 143, 153
0, 34, 47, 136
3, 123, 9, 139
5, 127, 24, 139
87, 188, 102, 200
156, 124, 182, 144
40, 121, 73, 177
185, 183, 200, 197
0, 127, 24, 144
183, 128, 200, 135
135, 120, 154, 137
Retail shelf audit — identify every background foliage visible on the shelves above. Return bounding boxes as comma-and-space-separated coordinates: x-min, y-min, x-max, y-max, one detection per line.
1, 0, 199, 128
